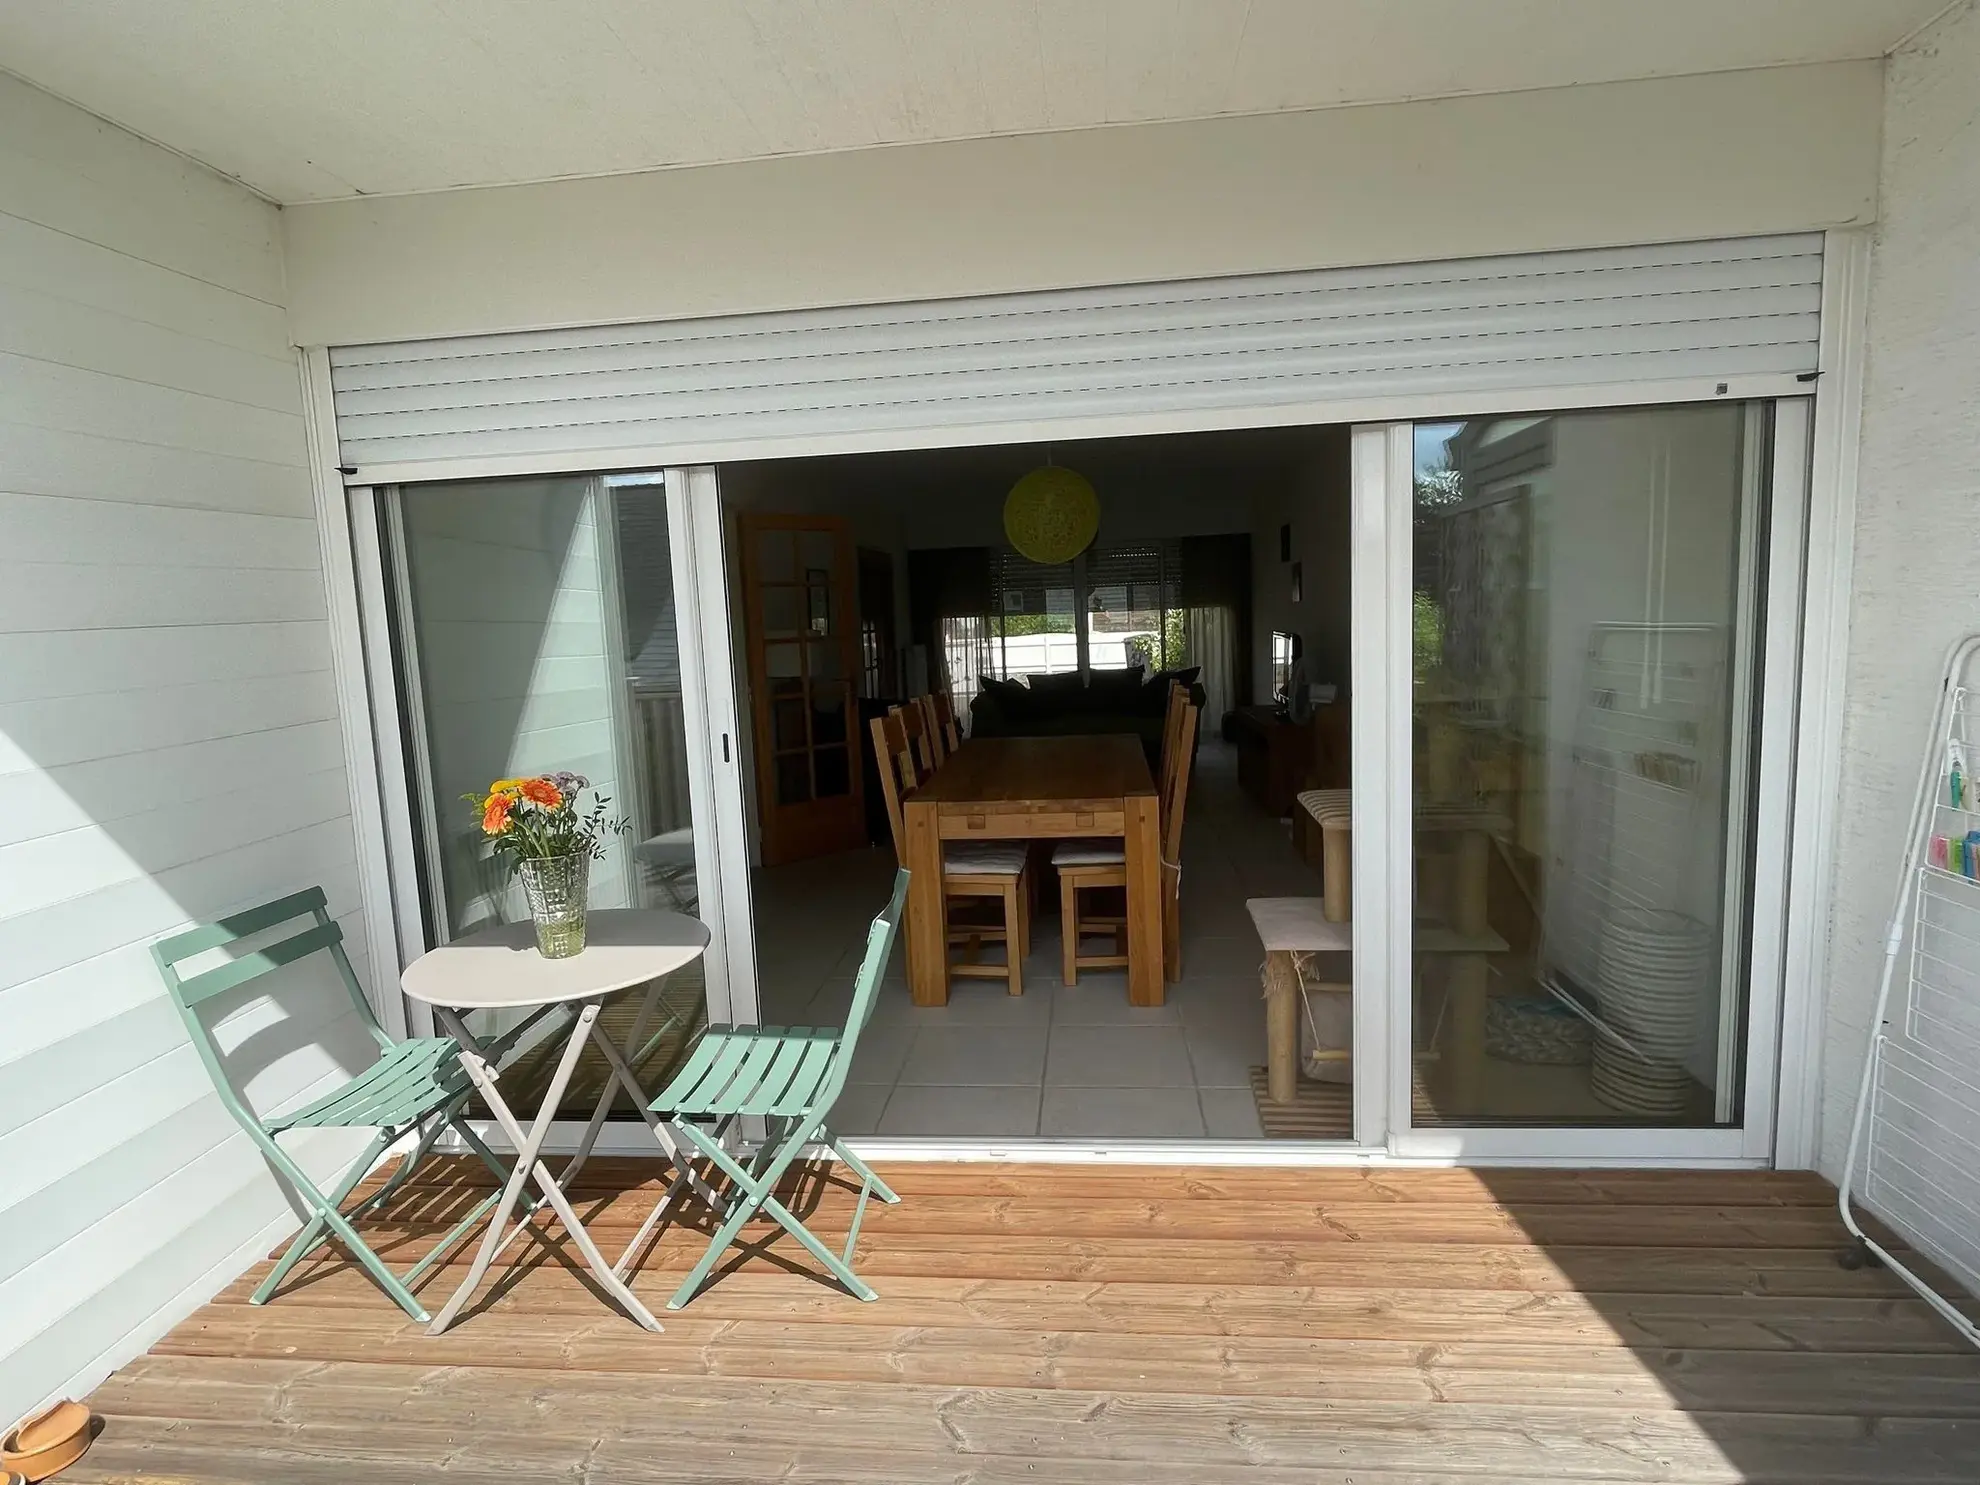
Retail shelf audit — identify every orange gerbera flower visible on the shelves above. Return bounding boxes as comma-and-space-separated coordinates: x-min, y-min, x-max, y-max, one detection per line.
518, 777, 562, 808
481, 794, 514, 835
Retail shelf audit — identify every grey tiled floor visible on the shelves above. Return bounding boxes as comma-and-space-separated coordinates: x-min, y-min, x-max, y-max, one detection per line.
750, 741, 1329, 1141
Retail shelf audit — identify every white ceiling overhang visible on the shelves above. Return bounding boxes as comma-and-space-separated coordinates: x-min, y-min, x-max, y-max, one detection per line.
0, 0, 1952, 204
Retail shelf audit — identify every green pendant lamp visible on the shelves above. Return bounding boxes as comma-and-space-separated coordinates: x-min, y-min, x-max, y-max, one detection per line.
1003, 463, 1099, 564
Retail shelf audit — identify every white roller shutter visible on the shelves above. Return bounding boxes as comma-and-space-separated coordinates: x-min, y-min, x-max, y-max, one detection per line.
329, 234, 1823, 477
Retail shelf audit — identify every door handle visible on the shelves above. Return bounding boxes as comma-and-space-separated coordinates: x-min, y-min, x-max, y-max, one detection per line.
722, 734, 731, 763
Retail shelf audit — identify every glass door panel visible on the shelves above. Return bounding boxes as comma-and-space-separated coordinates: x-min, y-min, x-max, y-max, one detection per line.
1407, 404, 1765, 1128
388, 471, 715, 1096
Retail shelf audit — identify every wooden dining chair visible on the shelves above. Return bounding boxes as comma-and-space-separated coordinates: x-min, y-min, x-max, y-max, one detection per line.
929, 691, 963, 754
891, 700, 941, 778
870, 710, 1031, 994
1055, 697, 1198, 985
1157, 679, 1189, 781
913, 694, 947, 767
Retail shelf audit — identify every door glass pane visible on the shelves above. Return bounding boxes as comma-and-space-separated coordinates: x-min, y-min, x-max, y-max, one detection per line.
763, 585, 802, 636
394, 471, 708, 1097
799, 528, 834, 575
1409, 405, 1762, 1128
776, 752, 813, 805
758, 528, 796, 581
814, 745, 851, 799
811, 686, 849, 745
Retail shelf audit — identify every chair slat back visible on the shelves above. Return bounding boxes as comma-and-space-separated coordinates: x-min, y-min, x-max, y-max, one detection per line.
869, 710, 917, 864
1161, 699, 1200, 870
819, 868, 910, 1103
892, 701, 937, 779
1158, 680, 1189, 783
915, 694, 947, 767
930, 691, 963, 753
150, 886, 390, 1123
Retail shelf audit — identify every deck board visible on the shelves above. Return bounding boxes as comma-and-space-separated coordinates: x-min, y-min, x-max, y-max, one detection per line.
74, 1161, 1980, 1483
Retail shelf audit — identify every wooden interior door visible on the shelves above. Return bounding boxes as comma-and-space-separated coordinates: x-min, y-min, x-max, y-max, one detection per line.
739, 513, 866, 865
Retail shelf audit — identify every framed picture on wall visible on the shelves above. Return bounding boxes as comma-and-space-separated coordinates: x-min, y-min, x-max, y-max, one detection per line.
1278, 523, 1292, 562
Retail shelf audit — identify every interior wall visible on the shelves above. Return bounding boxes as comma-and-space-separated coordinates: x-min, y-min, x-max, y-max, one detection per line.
281, 63, 1881, 348
0, 75, 368, 1422
1252, 431, 1353, 701
1819, 0, 1980, 1180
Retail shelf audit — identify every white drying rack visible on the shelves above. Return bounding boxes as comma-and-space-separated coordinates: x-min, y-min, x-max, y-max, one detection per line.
1839, 633, 1980, 1351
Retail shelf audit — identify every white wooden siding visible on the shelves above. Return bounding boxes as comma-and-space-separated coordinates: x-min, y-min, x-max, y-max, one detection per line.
1819, 1, 1980, 1180
0, 75, 369, 1424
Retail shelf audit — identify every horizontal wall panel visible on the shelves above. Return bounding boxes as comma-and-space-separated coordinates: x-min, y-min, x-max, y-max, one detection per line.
331, 234, 1824, 473
0, 76, 356, 1426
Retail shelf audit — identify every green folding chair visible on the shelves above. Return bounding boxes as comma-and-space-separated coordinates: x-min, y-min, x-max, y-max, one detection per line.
152, 886, 519, 1324
636, 868, 908, 1309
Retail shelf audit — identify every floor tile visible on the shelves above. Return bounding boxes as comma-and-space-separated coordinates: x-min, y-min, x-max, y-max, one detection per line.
845, 1018, 915, 1083
1049, 977, 1181, 1025
1045, 1023, 1196, 1086
1199, 1086, 1267, 1139
878, 1083, 1040, 1137
1040, 1085, 1206, 1138
828, 1082, 895, 1136
899, 1024, 1049, 1085
1176, 977, 1263, 1031
876, 980, 1054, 1026
1184, 1018, 1267, 1087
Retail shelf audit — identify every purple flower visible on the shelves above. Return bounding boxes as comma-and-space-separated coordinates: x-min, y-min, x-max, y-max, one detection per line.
550, 771, 589, 794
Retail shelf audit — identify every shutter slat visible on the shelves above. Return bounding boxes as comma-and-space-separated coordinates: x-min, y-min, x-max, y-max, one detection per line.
331, 235, 1824, 474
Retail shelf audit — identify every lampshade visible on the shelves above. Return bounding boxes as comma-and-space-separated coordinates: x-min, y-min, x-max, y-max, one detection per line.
1003, 465, 1099, 564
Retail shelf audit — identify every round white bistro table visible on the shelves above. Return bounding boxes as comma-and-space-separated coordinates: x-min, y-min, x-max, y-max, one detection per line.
402, 908, 709, 1335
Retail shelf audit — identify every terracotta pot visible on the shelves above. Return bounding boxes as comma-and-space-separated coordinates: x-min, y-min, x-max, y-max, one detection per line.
2, 1400, 92, 1482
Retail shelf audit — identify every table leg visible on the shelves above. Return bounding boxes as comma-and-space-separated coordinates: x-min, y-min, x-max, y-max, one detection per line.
904, 796, 948, 1006
428, 1003, 664, 1336
485, 980, 717, 1267
1124, 791, 1164, 1006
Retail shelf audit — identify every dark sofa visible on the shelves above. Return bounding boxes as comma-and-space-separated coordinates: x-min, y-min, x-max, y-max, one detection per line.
967, 666, 1205, 768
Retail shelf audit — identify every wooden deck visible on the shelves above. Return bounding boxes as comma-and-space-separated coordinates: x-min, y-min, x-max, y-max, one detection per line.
75, 1161, 1980, 1483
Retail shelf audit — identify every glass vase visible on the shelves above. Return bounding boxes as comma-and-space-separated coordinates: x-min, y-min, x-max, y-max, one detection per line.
517, 854, 590, 958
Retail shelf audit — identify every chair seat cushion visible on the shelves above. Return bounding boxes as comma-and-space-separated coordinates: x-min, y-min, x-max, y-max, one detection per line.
944, 841, 1027, 875
268, 1037, 471, 1132
1052, 839, 1125, 868
650, 1025, 842, 1119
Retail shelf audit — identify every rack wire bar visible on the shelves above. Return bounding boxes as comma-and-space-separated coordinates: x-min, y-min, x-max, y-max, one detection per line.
1839, 633, 1980, 1351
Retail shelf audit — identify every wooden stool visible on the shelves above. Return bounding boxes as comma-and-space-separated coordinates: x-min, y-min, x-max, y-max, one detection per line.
1245, 897, 1508, 1106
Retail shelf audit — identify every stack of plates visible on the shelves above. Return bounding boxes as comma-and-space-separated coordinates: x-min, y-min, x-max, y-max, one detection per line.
1591, 909, 1710, 1116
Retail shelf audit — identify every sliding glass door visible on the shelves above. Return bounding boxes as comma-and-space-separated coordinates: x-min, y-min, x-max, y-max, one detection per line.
369, 467, 754, 1053
1363, 402, 1806, 1157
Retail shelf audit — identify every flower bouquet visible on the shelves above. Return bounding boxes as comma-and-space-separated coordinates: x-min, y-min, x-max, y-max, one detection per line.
467, 772, 626, 958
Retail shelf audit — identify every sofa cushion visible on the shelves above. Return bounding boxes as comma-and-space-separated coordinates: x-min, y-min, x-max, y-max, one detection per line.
978, 674, 1034, 721
1085, 666, 1145, 705
1026, 670, 1085, 700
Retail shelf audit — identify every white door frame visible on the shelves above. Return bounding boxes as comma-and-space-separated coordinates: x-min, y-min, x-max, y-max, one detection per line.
304, 231, 1864, 1165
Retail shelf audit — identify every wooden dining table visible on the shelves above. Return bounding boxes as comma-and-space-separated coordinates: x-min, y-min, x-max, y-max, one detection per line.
903, 733, 1164, 1006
